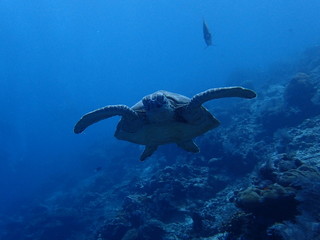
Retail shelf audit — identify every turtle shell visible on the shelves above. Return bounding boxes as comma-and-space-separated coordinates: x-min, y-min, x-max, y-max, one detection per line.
114, 90, 220, 145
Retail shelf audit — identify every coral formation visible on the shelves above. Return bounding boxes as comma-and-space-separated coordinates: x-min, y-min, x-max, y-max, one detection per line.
235, 184, 297, 220
285, 73, 316, 108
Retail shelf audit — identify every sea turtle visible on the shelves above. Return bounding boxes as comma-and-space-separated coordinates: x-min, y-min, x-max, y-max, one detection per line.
74, 86, 256, 161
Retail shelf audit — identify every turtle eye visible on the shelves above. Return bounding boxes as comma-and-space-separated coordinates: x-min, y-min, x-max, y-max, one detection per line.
142, 97, 151, 110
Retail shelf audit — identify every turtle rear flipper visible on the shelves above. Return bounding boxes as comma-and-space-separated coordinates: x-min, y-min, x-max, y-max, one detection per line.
177, 140, 199, 153
140, 145, 158, 161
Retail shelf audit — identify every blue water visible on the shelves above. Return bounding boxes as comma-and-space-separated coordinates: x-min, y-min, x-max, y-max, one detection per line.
0, 0, 320, 229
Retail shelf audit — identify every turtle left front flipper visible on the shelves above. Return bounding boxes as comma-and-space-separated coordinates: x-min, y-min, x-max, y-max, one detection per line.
188, 86, 257, 109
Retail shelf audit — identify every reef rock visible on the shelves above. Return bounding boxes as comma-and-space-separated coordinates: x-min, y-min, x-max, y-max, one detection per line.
235, 183, 298, 220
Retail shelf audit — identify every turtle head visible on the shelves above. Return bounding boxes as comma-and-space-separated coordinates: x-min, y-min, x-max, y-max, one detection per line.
142, 92, 174, 123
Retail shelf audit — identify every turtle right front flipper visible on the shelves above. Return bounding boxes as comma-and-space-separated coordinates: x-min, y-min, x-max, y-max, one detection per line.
74, 105, 138, 134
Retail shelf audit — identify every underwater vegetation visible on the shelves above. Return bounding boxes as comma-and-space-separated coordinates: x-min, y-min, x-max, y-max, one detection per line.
1, 45, 320, 240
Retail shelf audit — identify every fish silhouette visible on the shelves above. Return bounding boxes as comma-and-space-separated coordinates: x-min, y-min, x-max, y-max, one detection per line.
203, 20, 212, 47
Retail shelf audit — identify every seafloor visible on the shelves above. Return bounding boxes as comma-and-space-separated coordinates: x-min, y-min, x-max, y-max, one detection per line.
2, 46, 320, 240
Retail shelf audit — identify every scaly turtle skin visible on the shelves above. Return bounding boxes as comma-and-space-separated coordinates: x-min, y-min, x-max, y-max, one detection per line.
74, 86, 256, 161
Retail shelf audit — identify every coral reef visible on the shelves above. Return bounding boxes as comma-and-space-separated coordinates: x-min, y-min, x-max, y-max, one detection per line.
1, 46, 320, 240
235, 184, 297, 219
284, 73, 316, 109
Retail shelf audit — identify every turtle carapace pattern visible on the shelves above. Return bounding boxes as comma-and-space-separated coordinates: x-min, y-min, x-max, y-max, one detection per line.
74, 86, 256, 161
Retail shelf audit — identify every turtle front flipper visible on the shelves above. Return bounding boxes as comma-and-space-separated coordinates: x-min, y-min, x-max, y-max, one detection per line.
140, 145, 158, 161
74, 105, 138, 134
188, 87, 256, 109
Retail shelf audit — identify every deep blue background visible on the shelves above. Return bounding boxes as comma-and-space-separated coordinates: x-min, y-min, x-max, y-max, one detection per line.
0, 0, 319, 213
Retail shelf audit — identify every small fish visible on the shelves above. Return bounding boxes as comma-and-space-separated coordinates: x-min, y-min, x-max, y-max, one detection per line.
203, 20, 212, 47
